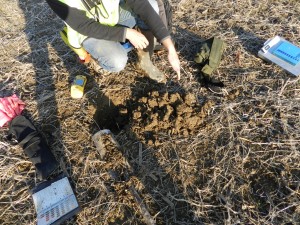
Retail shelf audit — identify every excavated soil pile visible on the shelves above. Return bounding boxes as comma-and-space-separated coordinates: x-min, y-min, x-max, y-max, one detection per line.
129, 91, 214, 145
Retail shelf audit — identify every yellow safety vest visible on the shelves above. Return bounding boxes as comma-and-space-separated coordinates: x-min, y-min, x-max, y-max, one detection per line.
58, 0, 120, 59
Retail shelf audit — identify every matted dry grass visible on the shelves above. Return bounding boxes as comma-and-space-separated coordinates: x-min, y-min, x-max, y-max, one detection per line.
1, 0, 300, 224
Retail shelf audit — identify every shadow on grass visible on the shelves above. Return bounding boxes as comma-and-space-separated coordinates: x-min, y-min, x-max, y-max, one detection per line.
232, 26, 266, 56
18, 0, 83, 224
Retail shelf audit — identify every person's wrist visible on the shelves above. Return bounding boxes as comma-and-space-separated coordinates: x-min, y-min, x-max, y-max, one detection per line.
168, 47, 178, 57
162, 38, 176, 51
168, 46, 176, 53
124, 28, 128, 40
125, 28, 133, 39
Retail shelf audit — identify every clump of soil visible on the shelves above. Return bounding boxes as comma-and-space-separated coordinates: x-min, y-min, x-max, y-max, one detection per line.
129, 91, 214, 145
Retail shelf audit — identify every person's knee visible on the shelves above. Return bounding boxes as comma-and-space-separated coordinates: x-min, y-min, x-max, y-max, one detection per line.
111, 56, 128, 72
100, 54, 128, 72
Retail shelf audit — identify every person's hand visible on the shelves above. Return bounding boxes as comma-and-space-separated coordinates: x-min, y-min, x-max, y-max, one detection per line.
0, 94, 25, 127
162, 37, 181, 80
168, 48, 181, 80
125, 28, 149, 49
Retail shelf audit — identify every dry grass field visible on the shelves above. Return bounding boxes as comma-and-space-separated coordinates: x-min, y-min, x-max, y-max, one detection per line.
1, 0, 300, 224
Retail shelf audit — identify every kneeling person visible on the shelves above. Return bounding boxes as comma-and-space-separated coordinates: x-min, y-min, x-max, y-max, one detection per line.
46, 0, 181, 82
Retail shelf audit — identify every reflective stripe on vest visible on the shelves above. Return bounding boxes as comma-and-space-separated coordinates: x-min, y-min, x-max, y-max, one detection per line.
58, 0, 120, 48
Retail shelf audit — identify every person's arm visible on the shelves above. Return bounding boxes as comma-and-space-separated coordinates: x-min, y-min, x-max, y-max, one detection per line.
46, 0, 127, 42
126, 0, 180, 79
126, 0, 170, 42
162, 37, 181, 80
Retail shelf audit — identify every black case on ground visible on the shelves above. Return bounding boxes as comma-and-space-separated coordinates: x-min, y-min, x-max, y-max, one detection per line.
7, 115, 59, 180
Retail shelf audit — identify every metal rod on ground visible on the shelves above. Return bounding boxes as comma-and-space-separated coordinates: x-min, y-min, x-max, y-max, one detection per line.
129, 185, 156, 225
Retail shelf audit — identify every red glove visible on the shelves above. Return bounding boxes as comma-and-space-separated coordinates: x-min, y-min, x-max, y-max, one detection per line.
0, 94, 25, 127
